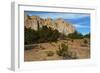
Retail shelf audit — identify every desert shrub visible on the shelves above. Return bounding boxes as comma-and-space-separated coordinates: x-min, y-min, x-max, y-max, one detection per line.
71, 39, 74, 42
67, 31, 83, 39
38, 26, 60, 42
24, 26, 60, 45
24, 27, 39, 45
59, 33, 67, 40
56, 43, 68, 57
56, 43, 77, 59
46, 51, 54, 56
83, 33, 90, 38
83, 39, 88, 44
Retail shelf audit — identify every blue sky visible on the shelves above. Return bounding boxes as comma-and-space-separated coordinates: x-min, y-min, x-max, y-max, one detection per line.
25, 11, 90, 35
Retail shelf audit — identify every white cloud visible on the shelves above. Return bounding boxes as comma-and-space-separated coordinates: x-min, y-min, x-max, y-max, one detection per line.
73, 24, 90, 29
25, 11, 90, 19
58, 13, 89, 19
41, 13, 89, 19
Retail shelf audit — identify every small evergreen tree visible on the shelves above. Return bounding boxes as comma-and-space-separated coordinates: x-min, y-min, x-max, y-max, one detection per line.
67, 31, 83, 39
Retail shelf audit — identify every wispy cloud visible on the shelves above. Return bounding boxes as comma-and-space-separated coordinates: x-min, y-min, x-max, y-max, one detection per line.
25, 11, 90, 20
73, 24, 90, 29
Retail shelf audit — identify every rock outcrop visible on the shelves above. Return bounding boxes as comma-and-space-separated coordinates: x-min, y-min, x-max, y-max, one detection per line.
24, 15, 75, 35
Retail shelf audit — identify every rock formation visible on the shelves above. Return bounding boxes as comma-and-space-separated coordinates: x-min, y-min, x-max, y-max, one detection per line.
24, 15, 75, 35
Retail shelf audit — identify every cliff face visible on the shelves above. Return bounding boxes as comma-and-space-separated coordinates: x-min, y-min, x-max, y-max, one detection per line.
24, 15, 75, 35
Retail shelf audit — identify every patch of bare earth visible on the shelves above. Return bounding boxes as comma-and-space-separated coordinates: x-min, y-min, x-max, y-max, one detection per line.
24, 39, 90, 61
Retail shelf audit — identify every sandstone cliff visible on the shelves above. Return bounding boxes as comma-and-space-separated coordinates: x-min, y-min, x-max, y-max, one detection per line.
24, 15, 75, 35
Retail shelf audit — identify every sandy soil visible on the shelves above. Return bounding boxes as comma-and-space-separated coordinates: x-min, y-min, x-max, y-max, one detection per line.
24, 38, 90, 61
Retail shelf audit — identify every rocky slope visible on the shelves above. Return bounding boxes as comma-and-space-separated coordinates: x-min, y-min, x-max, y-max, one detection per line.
24, 15, 75, 35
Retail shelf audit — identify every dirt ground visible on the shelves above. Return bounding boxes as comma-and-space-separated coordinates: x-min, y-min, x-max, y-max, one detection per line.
24, 39, 90, 61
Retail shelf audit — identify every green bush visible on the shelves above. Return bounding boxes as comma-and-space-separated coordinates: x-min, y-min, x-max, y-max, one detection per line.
83, 39, 88, 44
83, 33, 90, 38
67, 31, 83, 39
38, 26, 60, 42
24, 27, 39, 45
24, 26, 60, 45
56, 43, 68, 57
56, 43, 77, 59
